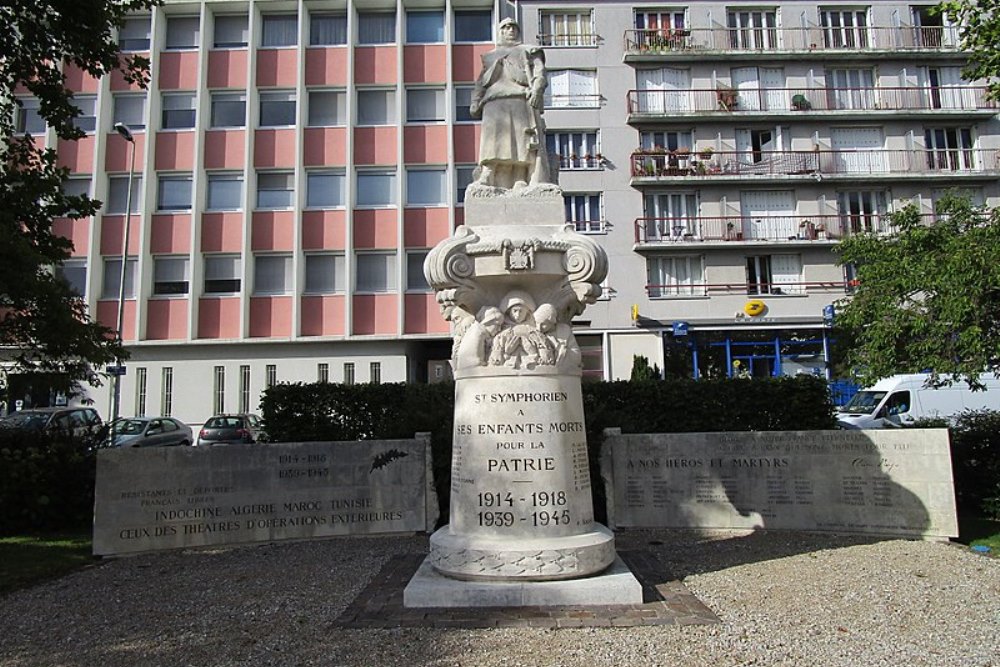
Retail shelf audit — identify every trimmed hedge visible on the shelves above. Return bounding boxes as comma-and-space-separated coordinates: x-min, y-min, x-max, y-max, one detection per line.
947, 411, 1000, 519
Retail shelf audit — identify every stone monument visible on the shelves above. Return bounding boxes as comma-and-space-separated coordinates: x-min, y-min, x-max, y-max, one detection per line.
406, 19, 640, 606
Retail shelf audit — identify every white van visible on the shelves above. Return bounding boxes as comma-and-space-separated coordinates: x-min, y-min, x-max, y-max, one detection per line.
836, 373, 1000, 429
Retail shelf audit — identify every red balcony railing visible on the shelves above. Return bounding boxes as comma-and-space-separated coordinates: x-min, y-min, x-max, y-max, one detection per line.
633, 213, 920, 244
627, 85, 995, 115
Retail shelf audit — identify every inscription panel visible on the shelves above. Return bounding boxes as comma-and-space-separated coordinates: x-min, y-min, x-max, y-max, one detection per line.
94, 438, 432, 555
604, 430, 958, 539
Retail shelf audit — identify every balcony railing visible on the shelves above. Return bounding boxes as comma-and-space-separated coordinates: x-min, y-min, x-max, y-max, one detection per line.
630, 148, 1000, 179
633, 213, 919, 244
646, 280, 850, 298
538, 32, 600, 47
554, 154, 606, 170
624, 25, 961, 55
627, 85, 995, 116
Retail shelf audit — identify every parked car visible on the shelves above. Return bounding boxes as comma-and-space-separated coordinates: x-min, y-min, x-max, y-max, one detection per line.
105, 417, 193, 448
837, 373, 1000, 429
196, 414, 263, 446
0, 407, 103, 440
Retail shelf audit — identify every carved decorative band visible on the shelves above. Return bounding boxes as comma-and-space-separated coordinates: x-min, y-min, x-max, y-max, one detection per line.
429, 540, 616, 580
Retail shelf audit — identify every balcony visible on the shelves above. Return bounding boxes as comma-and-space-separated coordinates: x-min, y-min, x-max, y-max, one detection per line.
627, 85, 996, 121
633, 213, 915, 246
645, 280, 850, 299
629, 148, 1000, 183
623, 25, 962, 60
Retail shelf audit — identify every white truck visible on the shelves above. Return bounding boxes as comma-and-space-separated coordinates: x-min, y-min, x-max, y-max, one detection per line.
836, 373, 1000, 429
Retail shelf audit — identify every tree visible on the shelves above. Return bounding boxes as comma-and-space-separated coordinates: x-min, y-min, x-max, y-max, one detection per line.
0, 1, 157, 393
833, 195, 1000, 388
630, 355, 662, 382
938, 0, 1000, 99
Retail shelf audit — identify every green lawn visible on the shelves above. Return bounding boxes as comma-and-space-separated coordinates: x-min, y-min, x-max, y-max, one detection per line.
0, 533, 95, 595
958, 515, 1000, 553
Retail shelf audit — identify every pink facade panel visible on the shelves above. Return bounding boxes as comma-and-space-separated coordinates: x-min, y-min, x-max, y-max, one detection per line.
53, 218, 90, 256
145, 298, 190, 340
204, 130, 246, 169
300, 295, 346, 336
198, 297, 241, 339
158, 52, 200, 90
57, 136, 95, 173
403, 125, 449, 164
304, 48, 349, 86
105, 132, 146, 172
201, 212, 245, 253
96, 300, 138, 341
453, 125, 481, 164
455, 208, 466, 226
354, 126, 397, 164
109, 67, 145, 92
354, 47, 398, 85
405, 293, 449, 334
403, 45, 448, 83
301, 210, 347, 250
403, 208, 450, 247
452, 45, 493, 82
63, 63, 101, 93
303, 128, 347, 166
207, 50, 249, 89
257, 49, 298, 88
254, 129, 297, 168
149, 214, 192, 254
352, 294, 398, 336
249, 296, 293, 338
154, 131, 196, 171
100, 215, 142, 255
353, 209, 398, 249
251, 211, 295, 252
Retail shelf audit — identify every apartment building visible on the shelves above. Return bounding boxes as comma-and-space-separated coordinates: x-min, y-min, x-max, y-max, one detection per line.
13, 0, 997, 423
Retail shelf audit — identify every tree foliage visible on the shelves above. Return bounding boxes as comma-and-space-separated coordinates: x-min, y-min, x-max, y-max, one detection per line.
834, 196, 1000, 387
0, 0, 158, 388
938, 0, 1000, 99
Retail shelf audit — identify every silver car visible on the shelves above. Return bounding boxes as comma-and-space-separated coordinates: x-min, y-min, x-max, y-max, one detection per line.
107, 417, 193, 448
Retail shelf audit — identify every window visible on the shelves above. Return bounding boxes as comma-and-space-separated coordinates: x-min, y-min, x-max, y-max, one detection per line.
407, 11, 444, 43
262, 14, 297, 47
119, 16, 151, 51
343, 362, 355, 385
545, 70, 598, 108
310, 13, 347, 45
406, 168, 447, 206
214, 15, 249, 48
838, 190, 889, 234
828, 68, 876, 110
356, 253, 397, 292
539, 10, 594, 47
639, 130, 693, 152
211, 93, 246, 128
820, 8, 869, 49
113, 94, 146, 131
256, 172, 294, 209
646, 255, 705, 297
407, 88, 445, 123
57, 259, 87, 296
925, 127, 974, 170
161, 367, 173, 416
153, 256, 190, 295
306, 171, 345, 208
15, 97, 44, 135
239, 365, 250, 413
135, 367, 147, 417
635, 10, 686, 30
254, 254, 293, 295
266, 364, 277, 388
207, 173, 243, 210
727, 9, 777, 49
564, 193, 604, 233
102, 257, 138, 299
308, 90, 346, 126
107, 175, 143, 214
456, 166, 475, 204
357, 89, 396, 125
157, 174, 193, 211
166, 16, 200, 49
455, 86, 475, 122
356, 171, 397, 207
455, 10, 492, 42
162, 93, 196, 130
304, 254, 345, 293
545, 131, 601, 169
213, 366, 225, 415
260, 91, 296, 127
358, 12, 396, 45
318, 363, 329, 383
204, 255, 241, 294
746, 254, 803, 295
643, 192, 699, 239
370, 362, 381, 384
71, 96, 97, 133
406, 252, 430, 291
62, 177, 91, 199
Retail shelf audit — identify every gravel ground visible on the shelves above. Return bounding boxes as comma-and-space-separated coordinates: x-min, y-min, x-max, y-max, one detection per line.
0, 530, 996, 667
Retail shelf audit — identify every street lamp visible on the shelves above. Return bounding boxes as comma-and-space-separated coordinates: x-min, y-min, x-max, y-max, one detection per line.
111, 122, 136, 426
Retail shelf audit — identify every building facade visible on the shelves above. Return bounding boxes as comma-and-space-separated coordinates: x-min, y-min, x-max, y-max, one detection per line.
14, 0, 998, 423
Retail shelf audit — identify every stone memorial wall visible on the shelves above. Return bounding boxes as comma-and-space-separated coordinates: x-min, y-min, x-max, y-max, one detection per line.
93, 436, 435, 556
601, 429, 958, 539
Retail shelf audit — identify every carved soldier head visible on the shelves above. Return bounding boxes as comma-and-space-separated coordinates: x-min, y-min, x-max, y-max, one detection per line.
534, 303, 557, 333
479, 306, 504, 335
499, 290, 535, 324
498, 18, 521, 45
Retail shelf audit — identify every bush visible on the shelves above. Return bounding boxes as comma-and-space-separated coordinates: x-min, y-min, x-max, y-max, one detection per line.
948, 410, 1000, 519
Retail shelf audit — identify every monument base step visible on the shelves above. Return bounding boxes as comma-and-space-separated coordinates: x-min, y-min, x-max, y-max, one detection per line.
403, 554, 643, 608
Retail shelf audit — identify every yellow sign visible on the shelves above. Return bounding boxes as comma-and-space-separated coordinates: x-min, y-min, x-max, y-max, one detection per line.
744, 299, 766, 317
631, 304, 639, 321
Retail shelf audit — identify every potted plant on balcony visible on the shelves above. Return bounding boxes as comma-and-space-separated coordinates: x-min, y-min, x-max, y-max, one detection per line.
698, 146, 715, 160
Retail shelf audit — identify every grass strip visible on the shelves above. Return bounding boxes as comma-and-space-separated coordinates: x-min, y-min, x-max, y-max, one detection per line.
0, 533, 94, 595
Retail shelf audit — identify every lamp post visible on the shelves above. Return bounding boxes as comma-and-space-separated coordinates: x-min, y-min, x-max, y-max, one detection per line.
111, 122, 136, 426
